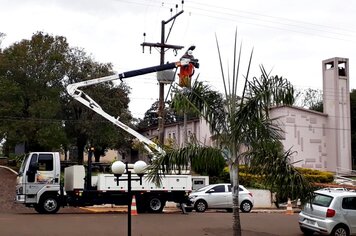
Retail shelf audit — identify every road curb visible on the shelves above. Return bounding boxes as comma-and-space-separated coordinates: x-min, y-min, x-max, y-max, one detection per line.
81, 206, 300, 214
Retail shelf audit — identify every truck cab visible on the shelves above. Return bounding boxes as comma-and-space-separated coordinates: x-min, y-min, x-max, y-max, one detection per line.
16, 152, 61, 213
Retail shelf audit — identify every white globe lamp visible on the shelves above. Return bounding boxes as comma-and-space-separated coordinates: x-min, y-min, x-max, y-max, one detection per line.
133, 161, 147, 175
111, 161, 126, 175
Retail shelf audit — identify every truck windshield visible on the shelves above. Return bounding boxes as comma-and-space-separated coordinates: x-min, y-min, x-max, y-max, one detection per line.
18, 154, 30, 176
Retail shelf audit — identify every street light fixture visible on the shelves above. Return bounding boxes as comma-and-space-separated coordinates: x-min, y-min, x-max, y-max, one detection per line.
111, 160, 147, 236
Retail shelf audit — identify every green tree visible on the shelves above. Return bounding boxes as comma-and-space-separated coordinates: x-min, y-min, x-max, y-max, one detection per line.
298, 88, 323, 112
62, 47, 132, 163
138, 100, 198, 130
147, 31, 314, 235
0, 32, 69, 153
0, 32, 133, 162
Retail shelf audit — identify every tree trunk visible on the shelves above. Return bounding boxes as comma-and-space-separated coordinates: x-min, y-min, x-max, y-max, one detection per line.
76, 134, 87, 165
94, 151, 101, 162
230, 152, 241, 236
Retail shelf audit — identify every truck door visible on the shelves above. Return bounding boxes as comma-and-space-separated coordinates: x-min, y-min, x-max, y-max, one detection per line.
25, 153, 56, 196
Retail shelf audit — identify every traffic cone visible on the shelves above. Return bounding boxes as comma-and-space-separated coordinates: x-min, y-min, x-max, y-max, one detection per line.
286, 198, 294, 215
131, 195, 138, 216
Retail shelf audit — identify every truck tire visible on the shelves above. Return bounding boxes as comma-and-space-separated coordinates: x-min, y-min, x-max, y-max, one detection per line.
147, 196, 165, 213
37, 195, 60, 214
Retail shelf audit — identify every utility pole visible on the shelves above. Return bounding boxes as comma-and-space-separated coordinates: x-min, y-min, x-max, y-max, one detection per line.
141, 3, 185, 145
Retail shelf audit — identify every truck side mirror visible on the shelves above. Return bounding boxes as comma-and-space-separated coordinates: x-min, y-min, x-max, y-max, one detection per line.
27, 163, 38, 182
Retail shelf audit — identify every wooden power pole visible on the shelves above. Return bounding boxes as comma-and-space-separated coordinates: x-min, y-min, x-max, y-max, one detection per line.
141, 5, 185, 145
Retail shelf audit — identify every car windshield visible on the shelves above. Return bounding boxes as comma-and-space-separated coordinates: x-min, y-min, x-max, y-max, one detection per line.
312, 193, 333, 207
194, 185, 212, 192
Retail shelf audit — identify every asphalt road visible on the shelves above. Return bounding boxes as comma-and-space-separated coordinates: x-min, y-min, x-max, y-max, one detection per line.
0, 210, 303, 236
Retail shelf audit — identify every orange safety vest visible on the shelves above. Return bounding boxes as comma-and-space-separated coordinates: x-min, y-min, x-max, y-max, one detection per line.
178, 63, 194, 88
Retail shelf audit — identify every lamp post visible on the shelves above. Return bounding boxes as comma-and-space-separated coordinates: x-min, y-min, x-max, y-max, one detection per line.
111, 160, 147, 236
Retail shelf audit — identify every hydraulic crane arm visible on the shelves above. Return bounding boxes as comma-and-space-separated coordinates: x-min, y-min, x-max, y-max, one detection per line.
67, 61, 183, 95
66, 47, 198, 160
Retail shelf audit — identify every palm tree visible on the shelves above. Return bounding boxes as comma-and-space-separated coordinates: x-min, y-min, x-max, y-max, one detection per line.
147, 31, 314, 235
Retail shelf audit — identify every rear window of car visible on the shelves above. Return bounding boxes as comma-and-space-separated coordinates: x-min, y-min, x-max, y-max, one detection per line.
312, 193, 333, 207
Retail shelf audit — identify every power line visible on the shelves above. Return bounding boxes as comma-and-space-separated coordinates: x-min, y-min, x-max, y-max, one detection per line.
187, 0, 356, 36
114, 0, 356, 42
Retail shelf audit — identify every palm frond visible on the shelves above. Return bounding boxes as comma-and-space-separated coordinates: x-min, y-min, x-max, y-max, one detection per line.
171, 80, 228, 136
248, 141, 315, 204
146, 143, 225, 186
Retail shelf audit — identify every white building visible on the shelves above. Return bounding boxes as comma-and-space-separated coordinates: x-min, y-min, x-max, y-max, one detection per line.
141, 57, 352, 173
270, 57, 351, 172
141, 118, 212, 148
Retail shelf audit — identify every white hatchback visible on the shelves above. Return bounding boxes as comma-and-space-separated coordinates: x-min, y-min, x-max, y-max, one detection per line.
299, 189, 356, 236
187, 183, 254, 213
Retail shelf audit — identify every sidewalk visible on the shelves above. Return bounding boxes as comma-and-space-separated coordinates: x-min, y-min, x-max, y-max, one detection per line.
81, 204, 300, 214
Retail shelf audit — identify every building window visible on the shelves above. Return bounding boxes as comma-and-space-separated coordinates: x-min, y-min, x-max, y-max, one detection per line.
325, 61, 334, 70
338, 61, 346, 77
187, 130, 192, 141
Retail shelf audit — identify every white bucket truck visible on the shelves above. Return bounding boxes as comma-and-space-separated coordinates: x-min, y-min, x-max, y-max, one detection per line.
15, 152, 192, 214
16, 47, 200, 214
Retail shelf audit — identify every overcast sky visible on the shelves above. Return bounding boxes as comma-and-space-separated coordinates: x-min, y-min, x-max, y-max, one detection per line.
1, 0, 356, 118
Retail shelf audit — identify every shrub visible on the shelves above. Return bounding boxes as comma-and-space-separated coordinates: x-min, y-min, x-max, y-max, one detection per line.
210, 166, 334, 187
295, 167, 334, 183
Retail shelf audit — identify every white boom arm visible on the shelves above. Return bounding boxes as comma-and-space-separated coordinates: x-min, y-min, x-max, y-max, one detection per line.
67, 85, 164, 157
66, 49, 199, 160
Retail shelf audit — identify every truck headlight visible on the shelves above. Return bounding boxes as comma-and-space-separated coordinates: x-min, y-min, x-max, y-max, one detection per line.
17, 186, 23, 194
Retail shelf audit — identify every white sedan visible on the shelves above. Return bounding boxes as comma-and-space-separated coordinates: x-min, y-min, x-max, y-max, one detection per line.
187, 183, 254, 213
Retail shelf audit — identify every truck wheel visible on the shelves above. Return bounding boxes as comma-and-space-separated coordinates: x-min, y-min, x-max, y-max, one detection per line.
240, 200, 252, 213
147, 197, 165, 213
38, 195, 60, 214
194, 200, 207, 212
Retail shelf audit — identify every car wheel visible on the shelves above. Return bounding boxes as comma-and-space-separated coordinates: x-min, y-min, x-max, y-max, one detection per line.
331, 225, 349, 236
147, 196, 165, 213
240, 200, 252, 213
300, 227, 314, 236
38, 195, 60, 214
194, 200, 207, 212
